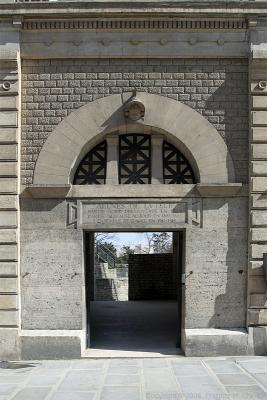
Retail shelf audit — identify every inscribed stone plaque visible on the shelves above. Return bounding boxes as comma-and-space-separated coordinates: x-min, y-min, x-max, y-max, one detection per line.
78, 201, 191, 229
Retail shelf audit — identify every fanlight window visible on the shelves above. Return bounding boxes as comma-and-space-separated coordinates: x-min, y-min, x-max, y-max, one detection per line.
163, 141, 196, 184
73, 135, 196, 185
73, 141, 107, 184
119, 134, 151, 184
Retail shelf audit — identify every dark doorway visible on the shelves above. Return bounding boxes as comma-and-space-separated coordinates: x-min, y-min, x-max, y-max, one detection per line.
84, 231, 184, 355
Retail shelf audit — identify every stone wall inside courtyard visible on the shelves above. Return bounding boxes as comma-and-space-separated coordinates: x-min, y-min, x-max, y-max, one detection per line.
21, 58, 248, 185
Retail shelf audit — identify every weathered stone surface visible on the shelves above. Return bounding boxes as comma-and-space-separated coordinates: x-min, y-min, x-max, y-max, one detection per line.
252, 161, 267, 176
252, 210, 267, 227
0, 244, 17, 260
21, 336, 81, 360
0, 294, 17, 309
251, 228, 267, 242
248, 309, 267, 325
252, 96, 267, 109
252, 111, 267, 125
0, 178, 17, 194
252, 144, 267, 159
0, 229, 17, 243
0, 277, 17, 292
0, 162, 17, 177
0, 111, 17, 127
0, 128, 17, 143
248, 276, 267, 293
0, 262, 17, 276
250, 293, 267, 308
0, 211, 17, 227
252, 193, 267, 209
0, 97, 17, 110
0, 144, 17, 160
251, 177, 267, 192
251, 243, 267, 259
0, 195, 17, 210
0, 310, 18, 326
252, 127, 267, 142
184, 328, 248, 356
0, 328, 20, 360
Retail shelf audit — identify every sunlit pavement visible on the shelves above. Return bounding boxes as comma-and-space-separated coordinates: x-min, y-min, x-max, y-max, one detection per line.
0, 357, 267, 399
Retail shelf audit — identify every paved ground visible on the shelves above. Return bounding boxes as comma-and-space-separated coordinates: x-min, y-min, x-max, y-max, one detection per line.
1, 357, 267, 400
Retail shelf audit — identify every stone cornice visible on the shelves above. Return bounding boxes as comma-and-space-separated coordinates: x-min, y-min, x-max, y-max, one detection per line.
22, 17, 248, 31
1, 1, 267, 18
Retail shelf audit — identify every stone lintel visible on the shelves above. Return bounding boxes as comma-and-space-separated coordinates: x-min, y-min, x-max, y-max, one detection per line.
23, 183, 248, 199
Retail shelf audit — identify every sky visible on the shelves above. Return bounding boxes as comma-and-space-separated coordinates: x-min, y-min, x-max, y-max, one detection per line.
99, 232, 169, 247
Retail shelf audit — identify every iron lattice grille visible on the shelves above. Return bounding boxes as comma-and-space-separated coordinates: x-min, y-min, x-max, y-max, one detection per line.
73, 141, 107, 184
163, 141, 196, 184
119, 134, 151, 184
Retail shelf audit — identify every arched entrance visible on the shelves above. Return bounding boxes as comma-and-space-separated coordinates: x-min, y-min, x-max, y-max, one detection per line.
21, 93, 245, 358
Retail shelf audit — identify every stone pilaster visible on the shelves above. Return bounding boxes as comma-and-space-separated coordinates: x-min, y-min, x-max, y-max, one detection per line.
106, 135, 119, 185
248, 21, 267, 336
0, 20, 20, 359
151, 135, 164, 184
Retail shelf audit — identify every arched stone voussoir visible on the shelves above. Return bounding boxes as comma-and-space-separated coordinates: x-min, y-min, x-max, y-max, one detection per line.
33, 92, 235, 185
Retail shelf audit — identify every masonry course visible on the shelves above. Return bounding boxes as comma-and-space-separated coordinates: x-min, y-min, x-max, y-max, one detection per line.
21, 58, 248, 185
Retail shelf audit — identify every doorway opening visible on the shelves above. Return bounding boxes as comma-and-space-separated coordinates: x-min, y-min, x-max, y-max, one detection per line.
84, 231, 184, 356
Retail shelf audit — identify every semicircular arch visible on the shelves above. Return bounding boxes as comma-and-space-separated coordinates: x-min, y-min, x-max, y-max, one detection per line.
33, 92, 235, 184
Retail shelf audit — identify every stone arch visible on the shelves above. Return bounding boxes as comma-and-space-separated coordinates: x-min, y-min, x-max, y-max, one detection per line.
33, 92, 235, 184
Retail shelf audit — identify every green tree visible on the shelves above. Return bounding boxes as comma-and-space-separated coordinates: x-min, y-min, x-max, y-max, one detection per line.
151, 232, 172, 253
117, 245, 134, 264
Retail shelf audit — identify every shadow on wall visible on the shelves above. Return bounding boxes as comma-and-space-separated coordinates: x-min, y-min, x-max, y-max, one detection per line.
208, 197, 248, 329
205, 71, 248, 184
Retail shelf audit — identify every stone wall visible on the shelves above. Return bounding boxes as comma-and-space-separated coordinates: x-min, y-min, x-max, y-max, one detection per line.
21, 58, 248, 184
94, 262, 128, 301
128, 253, 176, 300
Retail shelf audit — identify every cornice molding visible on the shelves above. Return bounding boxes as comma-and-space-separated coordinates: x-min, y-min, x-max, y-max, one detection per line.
22, 17, 247, 31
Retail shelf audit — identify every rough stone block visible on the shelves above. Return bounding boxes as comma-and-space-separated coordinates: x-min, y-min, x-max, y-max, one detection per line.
251, 243, 267, 259
249, 326, 267, 355
0, 128, 17, 143
0, 229, 17, 243
0, 211, 17, 227
248, 275, 267, 293
0, 310, 18, 326
183, 328, 248, 356
252, 193, 267, 209
0, 162, 17, 177
252, 210, 267, 227
250, 293, 267, 308
0, 262, 17, 276
0, 328, 20, 360
0, 144, 17, 160
0, 277, 17, 293
249, 261, 264, 276
252, 144, 267, 159
0, 294, 17, 309
252, 161, 267, 176
252, 111, 267, 125
21, 336, 81, 360
248, 309, 267, 325
0, 178, 17, 193
0, 111, 17, 127
251, 177, 267, 192
0, 195, 17, 210
252, 96, 267, 109
0, 97, 17, 110
251, 228, 267, 242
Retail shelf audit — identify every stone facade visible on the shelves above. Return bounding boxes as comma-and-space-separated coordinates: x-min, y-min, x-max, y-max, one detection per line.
21, 58, 248, 184
0, 0, 267, 360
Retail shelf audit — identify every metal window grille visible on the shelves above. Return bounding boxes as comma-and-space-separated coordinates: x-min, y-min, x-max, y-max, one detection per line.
73, 141, 107, 185
119, 134, 151, 184
163, 141, 196, 184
